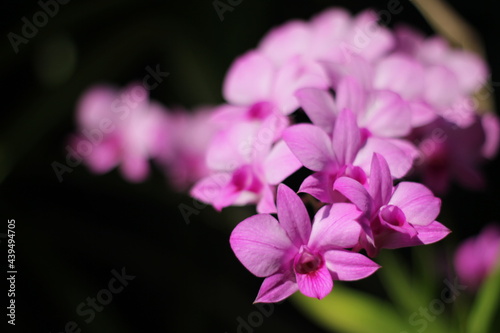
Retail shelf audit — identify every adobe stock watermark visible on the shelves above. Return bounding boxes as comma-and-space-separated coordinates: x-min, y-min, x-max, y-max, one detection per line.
7, 0, 71, 54
339, 0, 403, 63
400, 277, 467, 333
51, 64, 169, 183
50, 267, 135, 333
213, 0, 243, 22
225, 301, 281, 333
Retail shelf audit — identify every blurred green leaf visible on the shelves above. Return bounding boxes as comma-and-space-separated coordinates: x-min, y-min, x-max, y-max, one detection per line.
378, 251, 427, 313
291, 284, 410, 333
466, 258, 500, 333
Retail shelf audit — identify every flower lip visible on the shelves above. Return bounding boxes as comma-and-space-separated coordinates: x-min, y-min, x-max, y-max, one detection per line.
231, 165, 263, 193
294, 246, 324, 274
379, 204, 406, 227
340, 164, 367, 184
248, 101, 275, 120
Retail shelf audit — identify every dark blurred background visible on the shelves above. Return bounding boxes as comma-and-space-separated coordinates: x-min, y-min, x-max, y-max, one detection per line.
1, 0, 499, 332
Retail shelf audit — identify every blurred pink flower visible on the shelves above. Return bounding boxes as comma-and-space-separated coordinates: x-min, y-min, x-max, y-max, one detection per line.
393, 25, 488, 128
411, 114, 500, 194
454, 224, 500, 290
257, 9, 394, 66
222, 9, 395, 120
190, 115, 301, 213
223, 50, 328, 117
155, 107, 221, 191
70, 83, 168, 183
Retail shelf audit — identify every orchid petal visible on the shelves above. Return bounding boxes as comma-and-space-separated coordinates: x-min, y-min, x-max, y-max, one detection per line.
373, 54, 424, 100
283, 124, 335, 171
206, 122, 260, 170
190, 173, 231, 207
264, 140, 302, 185
77, 85, 117, 128
379, 221, 450, 249
355, 137, 415, 178
223, 51, 274, 105
295, 87, 337, 133
255, 271, 299, 303
272, 56, 328, 114
333, 177, 371, 215
321, 56, 373, 89
295, 264, 333, 299
409, 101, 438, 127
120, 153, 150, 183
481, 113, 500, 159
277, 184, 312, 247
324, 249, 380, 281
256, 185, 277, 214
368, 153, 393, 210
336, 76, 366, 116
309, 203, 363, 250
389, 182, 441, 226
362, 90, 412, 138
332, 109, 361, 165
349, 10, 395, 61
258, 20, 311, 66
424, 65, 460, 108
447, 51, 488, 94
230, 214, 293, 277
299, 173, 335, 203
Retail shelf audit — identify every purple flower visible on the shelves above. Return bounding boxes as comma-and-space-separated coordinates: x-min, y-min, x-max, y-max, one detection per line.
454, 224, 500, 290
322, 23, 489, 130
222, 8, 396, 120
296, 75, 413, 140
394, 25, 487, 99
70, 83, 168, 183
190, 116, 301, 213
283, 108, 416, 203
230, 184, 380, 303
334, 153, 450, 257
223, 50, 328, 116
155, 107, 221, 191
410, 114, 500, 194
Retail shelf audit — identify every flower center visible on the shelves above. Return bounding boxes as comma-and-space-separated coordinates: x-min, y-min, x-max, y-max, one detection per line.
294, 247, 323, 274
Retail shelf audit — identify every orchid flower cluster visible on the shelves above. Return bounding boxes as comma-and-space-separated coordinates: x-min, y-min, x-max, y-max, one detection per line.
69, 8, 500, 303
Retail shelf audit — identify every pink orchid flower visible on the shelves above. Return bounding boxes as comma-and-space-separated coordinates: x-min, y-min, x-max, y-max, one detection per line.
223, 50, 328, 117
155, 107, 221, 191
190, 117, 301, 213
454, 224, 500, 290
257, 9, 394, 67
283, 108, 415, 203
334, 153, 450, 257
391, 25, 488, 128
70, 83, 168, 183
322, 54, 438, 128
295, 75, 417, 163
222, 8, 395, 121
410, 114, 500, 194
395, 25, 487, 98
323, 28, 488, 130
230, 184, 380, 303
